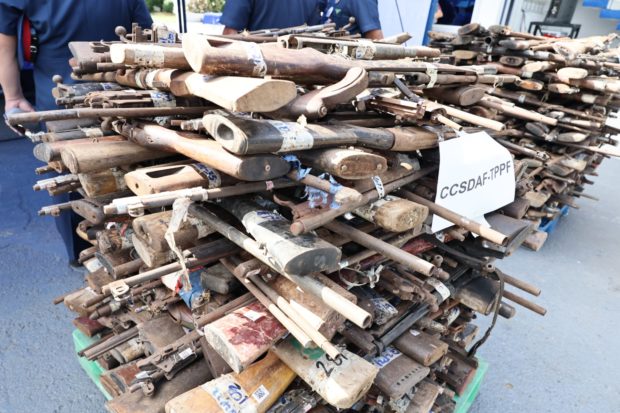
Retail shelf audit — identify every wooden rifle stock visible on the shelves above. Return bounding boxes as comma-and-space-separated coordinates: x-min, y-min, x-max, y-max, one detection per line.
124, 162, 234, 195
296, 148, 387, 180
164, 352, 295, 413
289, 166, 437, 235
60, 140, 170, 174
109, 43, 190, 69
218, 198, 341, 275
188, 204, 373, 329
268, 67, 369, 120
33, 135, 125, 163
117, 68, 298, 112
203, 114, 438, 155
116, 122, 290, 181
182, 34, 474, 85
203, 113, 392, 154
273, 336, 379, 409
203, 301, 289, 372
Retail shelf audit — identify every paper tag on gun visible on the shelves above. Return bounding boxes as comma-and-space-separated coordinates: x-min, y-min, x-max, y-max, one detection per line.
432, 131, 515, 233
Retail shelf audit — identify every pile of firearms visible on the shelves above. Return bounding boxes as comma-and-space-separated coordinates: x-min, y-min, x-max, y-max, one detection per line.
9, 21, 619, 413
428, 23, 620, 249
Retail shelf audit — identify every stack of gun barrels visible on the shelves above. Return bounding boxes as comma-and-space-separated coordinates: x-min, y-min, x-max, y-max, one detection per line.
7, 21, 619, 413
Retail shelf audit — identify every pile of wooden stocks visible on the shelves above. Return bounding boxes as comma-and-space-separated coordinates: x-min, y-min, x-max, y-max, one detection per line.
11, 21, 619, 413
428, 23, 620, 249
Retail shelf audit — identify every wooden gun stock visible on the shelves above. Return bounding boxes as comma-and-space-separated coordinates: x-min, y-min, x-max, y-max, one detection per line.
164, 352, 295, 413
60, 140, 170, 174
116, 122, 290, 181
273, 337, 379, 409
219, 198, 341, 275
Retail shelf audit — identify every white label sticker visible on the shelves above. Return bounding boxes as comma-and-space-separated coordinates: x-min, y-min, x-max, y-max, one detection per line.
158, 30, 176, 44
371, 346, 402, 369
605, 116, 620, 131
243, 309, 264, 322
145, 70, 158, 88
193, 164, 222, 188
370, 297, 398, 325
371, 176, 385, 198
134, 71, 145, 89
270, 121, 314, 152
149, 91, 176, 108
179, 347, 194, 360
242, 42, 267, 77
251, 385, 270, 403
202, 377, 257, 413
82, 127, 104, 138
432, 131, 515, 232
409, 329, 421, 337
135, 371, 150, 380
427, 278, 451, 301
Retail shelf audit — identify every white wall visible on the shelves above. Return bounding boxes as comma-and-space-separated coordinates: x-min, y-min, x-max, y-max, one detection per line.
379, 0, 434, 45
572, 3, 619, 37
507, 1, 618, 37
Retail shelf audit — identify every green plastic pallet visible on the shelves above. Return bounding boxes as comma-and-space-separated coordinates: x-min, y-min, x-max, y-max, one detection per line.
454, 357, 489, 413
73, 329, 488, 411
72, 329, 113, 400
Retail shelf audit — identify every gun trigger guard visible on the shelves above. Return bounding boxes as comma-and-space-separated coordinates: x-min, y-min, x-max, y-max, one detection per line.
109, 280, 130, 300
127, 203, 146, 217
424, 63, 438, 88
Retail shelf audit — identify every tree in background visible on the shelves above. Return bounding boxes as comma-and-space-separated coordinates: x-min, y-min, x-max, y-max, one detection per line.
187, 0, 225, 13
146, 0, 179, 13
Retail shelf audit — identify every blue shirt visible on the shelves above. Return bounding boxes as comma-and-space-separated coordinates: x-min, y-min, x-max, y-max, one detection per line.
220, 0, 323, 31
0, 0, 152, 110
320, 0, 381, 35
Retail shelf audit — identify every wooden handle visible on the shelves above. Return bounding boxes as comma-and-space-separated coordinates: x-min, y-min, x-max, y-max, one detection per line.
203, 301, 289, 373
180, 73, 297, 112
296, 148, 387, 180
386, 126, 439, 151
61, 140, 167, 174
202, 114, 360, 155
124, 163, 229, 195
220, 198, 341, 275
353, 195, 429, 232
324, 220, 438, 277
33, 135, 125, 162
123, 123, 290, 181
271, 67, 369, 120
109, 43, 190, 69
273, 337, 379, 409
164, 352, 295, 413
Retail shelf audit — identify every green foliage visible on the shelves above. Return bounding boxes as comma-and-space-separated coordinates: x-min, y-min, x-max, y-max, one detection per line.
162, 0, 174, 13
145, 0, 165, 12
187, 0, 225, 13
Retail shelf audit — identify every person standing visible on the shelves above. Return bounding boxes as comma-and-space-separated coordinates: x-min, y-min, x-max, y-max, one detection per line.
0, 0, 152, 265
320, 0, 383, 39
220, 0, 323, 34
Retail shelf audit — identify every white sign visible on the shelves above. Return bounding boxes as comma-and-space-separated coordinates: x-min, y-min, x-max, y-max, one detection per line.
432, 132, 515, 233
605, 116, 620, 131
